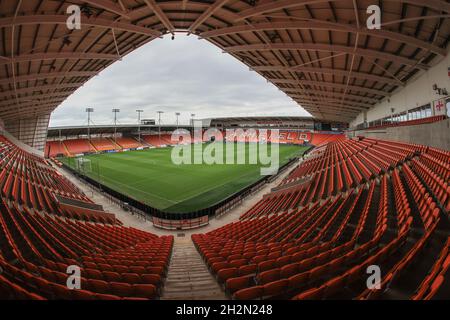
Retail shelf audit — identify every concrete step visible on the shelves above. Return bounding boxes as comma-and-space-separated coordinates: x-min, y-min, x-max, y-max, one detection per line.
165, 277, 217, 284
163, 292, 225, 300
166, 273, 213, 280
161, 239, 228, 300
168, 266, 206, 270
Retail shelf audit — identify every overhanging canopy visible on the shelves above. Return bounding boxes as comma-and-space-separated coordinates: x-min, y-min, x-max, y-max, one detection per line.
1, 0, 449, 124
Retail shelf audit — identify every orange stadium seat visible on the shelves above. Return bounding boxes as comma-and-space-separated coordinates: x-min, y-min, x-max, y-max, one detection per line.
89, 138, 119, 152
115, 137, 143, 149
63, 139, 95, 155
193, 137, 450, 300
0, 135, 173, 300
1, 0, 450, 306
45, 141, 69, 158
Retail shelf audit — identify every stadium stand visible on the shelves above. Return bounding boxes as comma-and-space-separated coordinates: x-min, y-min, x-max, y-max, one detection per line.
142, 135, 166, 147
278, 132, 312, 145
45, 141, 69, 158
0, 135, 173, 300
45, 130, 340, 157
310, 133, 345, 146
1, 0, 449, 303
192, 137, 450, 300
222, 130, 313, 145
63, 139, 95, 156
115, 138, 143, 150
160, 134, 175, 145
2, 130, 450, 300
89, 139, 119, 152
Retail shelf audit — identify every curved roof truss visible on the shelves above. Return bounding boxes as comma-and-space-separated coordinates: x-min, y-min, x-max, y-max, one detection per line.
0, 0, 448, 123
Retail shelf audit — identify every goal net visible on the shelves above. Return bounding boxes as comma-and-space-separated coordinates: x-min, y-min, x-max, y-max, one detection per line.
75, 157, 92, 174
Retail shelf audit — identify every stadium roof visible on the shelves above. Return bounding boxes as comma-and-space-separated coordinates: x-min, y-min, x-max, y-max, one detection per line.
207, 115, 323, 126
208, 115, 314, 123
47, 116, 315, 137
1, 0, 449, 124
47, 124, 186, 138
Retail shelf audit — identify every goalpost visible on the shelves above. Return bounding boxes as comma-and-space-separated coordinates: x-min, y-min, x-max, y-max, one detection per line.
75, 157, 92, 175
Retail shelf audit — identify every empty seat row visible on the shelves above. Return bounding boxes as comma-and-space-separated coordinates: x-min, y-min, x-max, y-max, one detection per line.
0, 135, 173, 300
194, 137, 450, 300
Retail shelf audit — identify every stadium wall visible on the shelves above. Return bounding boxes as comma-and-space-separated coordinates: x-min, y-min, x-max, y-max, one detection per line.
2, 114, 50, 152
0, 127, 45, 157
350, 53, 450, 128
348, 118, 450, 150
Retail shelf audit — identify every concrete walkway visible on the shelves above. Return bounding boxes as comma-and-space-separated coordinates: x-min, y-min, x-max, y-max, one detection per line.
161, 237, 226, 300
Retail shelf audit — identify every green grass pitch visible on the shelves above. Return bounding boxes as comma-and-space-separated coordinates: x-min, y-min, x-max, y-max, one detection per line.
62, 143, 309, 213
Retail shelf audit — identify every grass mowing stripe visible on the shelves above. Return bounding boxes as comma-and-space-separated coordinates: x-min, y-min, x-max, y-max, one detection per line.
93, 172, 178, 205
164, 166, 262, 207
61, 143, 308, 213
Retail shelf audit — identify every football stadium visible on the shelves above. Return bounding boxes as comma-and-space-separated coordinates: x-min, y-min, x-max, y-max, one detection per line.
0, 0, 450, 308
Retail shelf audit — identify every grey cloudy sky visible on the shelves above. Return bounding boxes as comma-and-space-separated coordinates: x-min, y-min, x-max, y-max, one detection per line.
49, 34, 311, 127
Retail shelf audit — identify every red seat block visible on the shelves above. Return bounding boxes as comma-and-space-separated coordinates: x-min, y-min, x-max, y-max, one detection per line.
72, 289, 95, 300
238, 264, 257, 276
110, 282, 134, 297
121, 273, 141, 284
257, 269, 280, 285
294, 286, 325, 300
263, 279, 289, 297
217, 268, 238, 283
133, 284, 157, 299
234, 286, 264, 300
288, 272, 309, 290
280, 263, 298, 279
94, 293, 121, 300
87, 279, 110, 294
141, 274, 161, 286
226, 276, 254, 294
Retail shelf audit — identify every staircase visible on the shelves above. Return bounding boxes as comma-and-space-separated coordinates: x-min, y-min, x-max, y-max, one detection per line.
161, 237, 227, 300
88, 140, 98, 153
108, 138, 122, 150
62, 142, 71, 157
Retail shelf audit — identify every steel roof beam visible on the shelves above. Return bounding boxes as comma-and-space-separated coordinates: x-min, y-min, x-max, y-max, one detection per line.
143, 0, 175, 33
235, 0, 450, 21
201, 21, 446, 56
0, 71, 96, 86
273, 78, 387, 96
224, 43, 429, 70
0, 102, 65, 119
189, 0, 230, 33
252, 65, 403, 86
82, 0, 131, 19
0, 99, 65, 112
289, 95, 380, 109
283, 89, 379, 104
292, 97, 370, 110
0, 93, 74, 108
0, 82, 85, 99
289, 94, 374, 109
0, 15, 161, 37
0, 52, 118, 66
